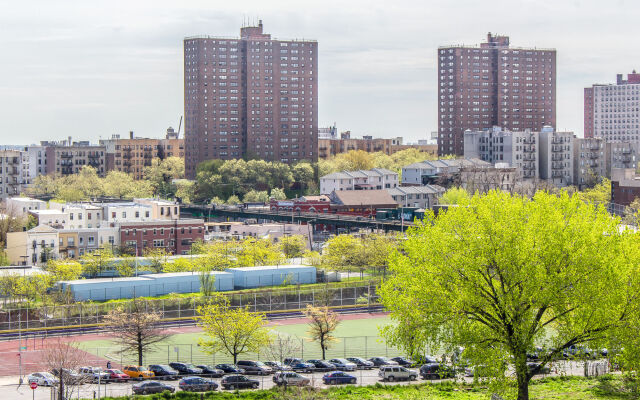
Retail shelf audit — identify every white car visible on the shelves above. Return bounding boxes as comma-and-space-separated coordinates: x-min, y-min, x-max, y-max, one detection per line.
27, 372, 59, 386
272, 371, 310, 386
378, 365, 418, 382
329, 358, 357, 371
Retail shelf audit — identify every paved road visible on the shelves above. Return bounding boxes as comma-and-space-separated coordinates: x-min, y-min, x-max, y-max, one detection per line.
0, 360, 597, 400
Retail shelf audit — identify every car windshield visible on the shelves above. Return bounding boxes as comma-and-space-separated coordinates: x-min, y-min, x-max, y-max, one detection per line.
111, 370, 124, 374
255, 361, 266, 366
42, 372, 54, 378
335, 359, 348, 363
91, 368, 102, 373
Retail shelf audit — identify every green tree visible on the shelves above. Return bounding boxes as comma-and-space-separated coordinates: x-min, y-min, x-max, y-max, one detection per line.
303, 304, 339, 360
162, 258, 196, 272
278, 235, 307, 258
174, 179, 195, 203
144, 248, 169, 273
292, 162, 315, 191
46, 259, 83, 281
144, 156, 185, 197
197, 300, 272, 364
0, 250, 9, 267
575, 178, 611, 204
103, 171, 137, 199
226, 195, 241, 205
438, 187, 470, 205
270, 187, 287, 200
80, 248, 113, 278
243, 190, 270, 203
380, 191, 640, 400
115, 255, 137, 277
236, 238, 284, 267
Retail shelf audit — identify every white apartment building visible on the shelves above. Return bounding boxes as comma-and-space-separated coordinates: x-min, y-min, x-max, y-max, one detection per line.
539, 128, 574, 187
319, 168, 398, 194
102, 202, 153, 225
23, 145, 48, 185
463, 126, 539, 180
30, 209, 69, 229
4, 197, 46, 216
401, 158, 491, 186
134, 199, 180, 220
573, 138, 609, 189
49, 203, 103, 229
386, 185, 445, 209
588, 73, 640, 142
6, 225, 59, 265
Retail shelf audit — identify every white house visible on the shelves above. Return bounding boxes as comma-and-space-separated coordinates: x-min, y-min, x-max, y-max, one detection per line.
319, 168, 398, 194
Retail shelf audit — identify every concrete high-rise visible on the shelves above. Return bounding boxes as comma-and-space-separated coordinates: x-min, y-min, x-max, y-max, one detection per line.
584, 72, 640, 142
438, 33, 556, 156
183, 21, 318, 178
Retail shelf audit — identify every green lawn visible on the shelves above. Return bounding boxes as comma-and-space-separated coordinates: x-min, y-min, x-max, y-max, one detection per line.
79, 315, 401, 366
96, 377, 636, 400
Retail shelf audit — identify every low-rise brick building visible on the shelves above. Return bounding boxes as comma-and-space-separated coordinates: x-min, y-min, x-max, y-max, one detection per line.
119, 219, 204, 255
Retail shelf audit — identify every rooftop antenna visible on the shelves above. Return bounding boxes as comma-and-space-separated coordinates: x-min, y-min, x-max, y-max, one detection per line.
177, 116, 183, 136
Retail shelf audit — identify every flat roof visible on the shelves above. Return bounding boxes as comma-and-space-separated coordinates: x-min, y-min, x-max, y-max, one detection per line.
227, 265, 313, 271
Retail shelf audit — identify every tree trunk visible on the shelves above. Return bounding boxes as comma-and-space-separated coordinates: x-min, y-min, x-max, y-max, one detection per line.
321, 337, 325, 360
515, 356, 530, 400
233, 353, 237, 364
137, 331, 143, 366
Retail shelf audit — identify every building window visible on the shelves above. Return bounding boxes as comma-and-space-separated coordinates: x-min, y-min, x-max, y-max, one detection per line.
153, 239, 165, 247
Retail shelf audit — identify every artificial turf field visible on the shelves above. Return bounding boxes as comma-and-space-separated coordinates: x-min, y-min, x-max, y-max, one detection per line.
78, 314, 403, 366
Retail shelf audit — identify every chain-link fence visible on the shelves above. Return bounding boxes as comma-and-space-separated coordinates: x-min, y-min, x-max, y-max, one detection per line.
0, 282, 380, 333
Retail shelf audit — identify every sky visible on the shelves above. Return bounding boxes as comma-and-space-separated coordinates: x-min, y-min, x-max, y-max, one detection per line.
1, 0, 640, 145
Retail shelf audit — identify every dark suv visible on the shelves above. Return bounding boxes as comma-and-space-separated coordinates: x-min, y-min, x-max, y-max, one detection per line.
237, 360, 273, 375
420, 363, 455, 380
169, 363, 203, 375
148, 365, 179, 380
220, 375, 259, 390
306, 359, 335, 372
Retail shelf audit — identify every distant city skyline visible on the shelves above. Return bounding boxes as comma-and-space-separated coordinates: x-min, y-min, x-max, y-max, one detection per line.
2, 0, 640, 145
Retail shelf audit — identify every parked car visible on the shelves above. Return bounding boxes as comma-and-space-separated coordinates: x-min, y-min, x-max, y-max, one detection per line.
122, 365, 155, 380
27, 372, 58, 387
378, 365, 417, 381
148, 365, 179, 380
307, 359, 336, 372
273, 371, 310, 386
215, 364, 246, 374
420, 363, 455, 380
264, 361, 291, 371
104, 369, 130, 383
368, 357, 399, 367
196, 365, 225, 378
78, 367, 110, 383
322, 371, 357, 385
51, 369, 84, 385
220, 375, 260, 390
237, 360, 273, 375
328, 358, 357, 371
527, 362, 551, 376
391, 357, 415, 367
179, 376, 219, 392
169, 362, 203, 375
346, 357, 374, 370
288, 361, 315, 373
132, 380, 175, 395
283, 358, 304, 366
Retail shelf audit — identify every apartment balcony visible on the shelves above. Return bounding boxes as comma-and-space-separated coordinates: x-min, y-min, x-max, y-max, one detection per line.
522, 154, 536, 161
552, 162, 564, 170
589, 153, 600, 159
551, 145, 563, 152
123, 161, 132, 167
551, 154, 563, 161
588, 161, 598, 168
60, 153, 73, 158
551, 138, 563, 144
589, 143, 600, 150
622, 148, 633, 154
552, 171, 564, 178
143, 152, 153, 159
523, 163, 535, 170
523, 146, 536, 153
88, 159, 100, 167
523, 138, 536, 144
87, 153, 100, 158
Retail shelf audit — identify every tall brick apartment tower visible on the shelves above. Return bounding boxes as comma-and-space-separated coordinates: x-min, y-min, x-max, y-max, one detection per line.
184, 21, 318, 178
438, 33, 556, 156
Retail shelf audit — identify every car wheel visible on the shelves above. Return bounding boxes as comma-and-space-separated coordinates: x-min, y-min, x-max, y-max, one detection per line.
331, 379, 337, 385
229, 384, 235, 390
411, 375, 417, 381
142, 390, 147, 395
388, 376, 395, 382
350, 378, 356, 384
253, 383, 259, 389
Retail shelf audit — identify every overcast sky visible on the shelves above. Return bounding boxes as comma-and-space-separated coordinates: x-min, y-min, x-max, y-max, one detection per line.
1, 0, 639, 145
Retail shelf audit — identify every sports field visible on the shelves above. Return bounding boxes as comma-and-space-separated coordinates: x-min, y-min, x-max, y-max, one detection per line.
77, 314, 404, 366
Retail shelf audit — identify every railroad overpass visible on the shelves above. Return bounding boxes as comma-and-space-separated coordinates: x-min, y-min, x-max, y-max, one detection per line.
180, 204, 412, 232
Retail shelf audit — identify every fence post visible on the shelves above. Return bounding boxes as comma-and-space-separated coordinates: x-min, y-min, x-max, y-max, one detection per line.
167, 346, 170, 364
191, 344, 193, 363
365, 337, 368, 359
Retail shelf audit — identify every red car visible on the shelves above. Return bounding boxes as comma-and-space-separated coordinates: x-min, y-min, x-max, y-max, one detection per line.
105, 369, 131, 382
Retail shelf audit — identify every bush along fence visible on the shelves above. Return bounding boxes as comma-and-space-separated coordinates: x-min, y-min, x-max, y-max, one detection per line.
0, 282, 380, 333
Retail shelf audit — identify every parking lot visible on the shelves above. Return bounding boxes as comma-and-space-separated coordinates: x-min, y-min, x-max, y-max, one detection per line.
0, 360, 595, 400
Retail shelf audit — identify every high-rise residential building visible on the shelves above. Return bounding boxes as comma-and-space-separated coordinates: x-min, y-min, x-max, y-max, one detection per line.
438, 33, 556, 156
0, 150, 26, 199
573, 137, 609, 189
100, 128, 184, 179
183, 21, 318, 178
463, 126, 539, 180
584, 72, 640, 142
42, 138, 106, 177
538, 128, 574, 187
